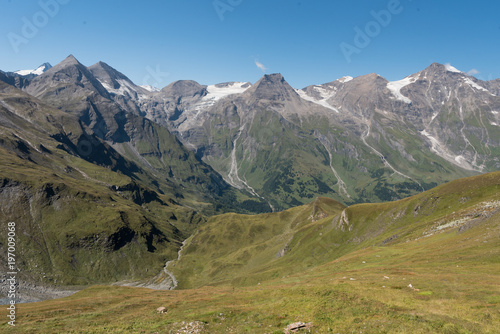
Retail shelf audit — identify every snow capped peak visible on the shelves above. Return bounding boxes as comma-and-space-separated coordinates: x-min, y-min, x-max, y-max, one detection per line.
337, 76, 353, 83
33, 63, 51, 75
15, 63, 52, 76
444, 63, 462, 73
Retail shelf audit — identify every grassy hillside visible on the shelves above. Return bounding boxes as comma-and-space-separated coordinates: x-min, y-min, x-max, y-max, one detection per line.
169, 171, 500, 291
0, 140, 194, 285
5, 172, 499, 333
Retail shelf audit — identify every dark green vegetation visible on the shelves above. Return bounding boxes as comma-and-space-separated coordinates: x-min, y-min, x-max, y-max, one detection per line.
5, 171, 500, 333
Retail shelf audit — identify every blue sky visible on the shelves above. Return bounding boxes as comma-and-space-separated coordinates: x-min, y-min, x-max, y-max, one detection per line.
1, 0, 499, 88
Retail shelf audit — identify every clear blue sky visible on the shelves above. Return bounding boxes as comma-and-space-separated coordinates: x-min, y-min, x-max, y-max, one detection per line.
1, 0, 499, 88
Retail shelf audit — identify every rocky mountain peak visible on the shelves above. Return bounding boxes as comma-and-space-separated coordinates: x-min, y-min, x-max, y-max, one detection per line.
25, 54, 111, 100
160, 80, 207, 98
357, 72, 387, 83
57, 54, 81, 67
37, 54, 89, 80
88, 61, 134, 90
38, 62, 53, 71
418, 62, 465, 79
261, 73, 285, 83
244, 73, 298, 101
339, 72, 388, 96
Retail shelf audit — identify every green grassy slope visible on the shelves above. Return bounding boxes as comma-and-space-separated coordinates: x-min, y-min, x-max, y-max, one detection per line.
169, 171, 500, 292
7, 171, 499, 332
203, 106, 343, 211
0, 141, 190, 285
170, 197, 345, 289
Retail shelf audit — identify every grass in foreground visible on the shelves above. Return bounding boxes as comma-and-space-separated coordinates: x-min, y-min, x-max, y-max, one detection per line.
5, 225, 499, 333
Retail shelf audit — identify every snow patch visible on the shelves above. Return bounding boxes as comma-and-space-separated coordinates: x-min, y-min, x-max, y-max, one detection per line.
15, 64, 51, 76
462, 77, 491, 93
178, 82, 252, 130
33, 65, 47, 75
191, 82, 251, 113
337, 76, 353, 83
204, 82, 251, 102
14, 70, 35, 75
98, 81, 113, 92
98, 78, 138, 97
295, 88, 339, 112
387, 76, 417, 104
314, 86, 337, 100
14, 69, 35, 76
140, 85, 160, 92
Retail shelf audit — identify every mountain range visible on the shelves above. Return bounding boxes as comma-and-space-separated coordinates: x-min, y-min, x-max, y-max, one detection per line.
0, 55, 499, 291
22, 56, 496, 211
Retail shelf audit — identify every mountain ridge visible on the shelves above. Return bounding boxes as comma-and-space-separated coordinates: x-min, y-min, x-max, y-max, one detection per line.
1, 56, 499, 211
7, 56, 499, 208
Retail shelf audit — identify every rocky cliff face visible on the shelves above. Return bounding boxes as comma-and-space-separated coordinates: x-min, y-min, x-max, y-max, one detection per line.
11, 56, 263, 213
132, 63, 499, 209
